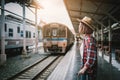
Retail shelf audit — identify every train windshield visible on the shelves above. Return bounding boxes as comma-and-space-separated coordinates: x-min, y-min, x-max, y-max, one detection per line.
52, 28, 57, 36
59, 26, 66, 37
45, 27, 51, 36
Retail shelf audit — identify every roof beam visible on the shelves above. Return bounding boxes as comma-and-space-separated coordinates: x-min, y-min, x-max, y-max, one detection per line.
79, 0, 83, 15
70, 15, 82, 19
1, 0, 42, 9
92, 0, 104, 17
100, 6, 120, 21
105, 13, 120, 26
0, 7, 23, 18
93, 18, 106, 28
85, 0, 120, 5
69, 9, 105, 16
88, 0, 119, 22
72, 21, 79, 23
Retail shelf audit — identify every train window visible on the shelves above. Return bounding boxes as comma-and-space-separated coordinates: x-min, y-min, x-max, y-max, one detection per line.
21, 31, 23, 37
4, 23, 7, 32
29, 31, 31, 38
26, 31, 29, 38
45, 28, 51, 36
59, 27, 66, 37
17, 27, 20, 33
9, 28, 13, 37
33, 33, 35, 38
52, 28, 57, 36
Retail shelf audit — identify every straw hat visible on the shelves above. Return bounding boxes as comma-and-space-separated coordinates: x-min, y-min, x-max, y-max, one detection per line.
80, 16, 95, 30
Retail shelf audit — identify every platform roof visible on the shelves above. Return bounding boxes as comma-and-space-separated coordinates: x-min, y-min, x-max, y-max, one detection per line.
64, 0, 120, 33
1, 0, 41, 8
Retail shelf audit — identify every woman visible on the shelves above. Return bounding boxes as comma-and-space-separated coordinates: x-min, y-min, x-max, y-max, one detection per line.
77, 16, 97, 80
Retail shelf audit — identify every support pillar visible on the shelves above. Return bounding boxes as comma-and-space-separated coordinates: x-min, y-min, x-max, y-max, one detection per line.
22, 1, 27, 57
96, 25, 99, 48
95, 27, 99, 59
101, 25, 104, 58
35, 7, 38, 53
0, 0, 6, 65
108, 19, 112, 64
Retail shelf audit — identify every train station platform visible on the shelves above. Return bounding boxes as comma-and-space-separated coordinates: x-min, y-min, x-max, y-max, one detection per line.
47, 42, 120, 80
0, 42, 120, 80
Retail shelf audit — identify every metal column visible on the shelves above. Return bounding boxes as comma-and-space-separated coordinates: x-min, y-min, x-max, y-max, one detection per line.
101, 25, 104, 58
96, 25, 99, 47
22, 1, 27, 56
0, 0, 6, 65
108, 19, 112, 64
35, 7, 38, 53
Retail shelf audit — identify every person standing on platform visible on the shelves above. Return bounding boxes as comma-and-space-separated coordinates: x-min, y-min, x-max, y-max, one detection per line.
77, 16, 97, 80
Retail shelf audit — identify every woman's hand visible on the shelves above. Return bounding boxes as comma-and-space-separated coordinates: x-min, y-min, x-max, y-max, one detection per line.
77, 66, 87, 75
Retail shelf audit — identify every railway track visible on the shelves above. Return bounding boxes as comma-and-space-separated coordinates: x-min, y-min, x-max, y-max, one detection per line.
7, 55, 63, 80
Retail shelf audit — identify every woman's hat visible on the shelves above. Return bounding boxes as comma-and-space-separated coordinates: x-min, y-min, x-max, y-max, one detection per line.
80, 16, 95, 30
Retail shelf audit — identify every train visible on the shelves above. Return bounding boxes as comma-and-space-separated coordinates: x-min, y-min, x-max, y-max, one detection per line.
42, 22, 74, 54
0, 15, 41, 56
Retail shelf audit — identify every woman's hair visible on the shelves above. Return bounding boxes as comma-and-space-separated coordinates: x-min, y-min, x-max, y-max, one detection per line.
79, 22, 93, 34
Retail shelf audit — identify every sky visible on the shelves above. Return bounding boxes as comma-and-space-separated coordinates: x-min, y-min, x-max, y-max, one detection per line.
1, 0, 75, 34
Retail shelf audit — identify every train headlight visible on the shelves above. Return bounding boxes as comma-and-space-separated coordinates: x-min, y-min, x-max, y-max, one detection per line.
62, 42, 67, 47
63, 43, 66, 46
43, 39, 47, 42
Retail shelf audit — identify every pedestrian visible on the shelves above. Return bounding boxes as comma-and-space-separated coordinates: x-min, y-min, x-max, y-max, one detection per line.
77, 16, 97, 80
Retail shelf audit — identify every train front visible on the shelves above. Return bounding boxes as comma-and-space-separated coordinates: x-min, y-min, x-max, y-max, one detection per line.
43, 23, 67, 54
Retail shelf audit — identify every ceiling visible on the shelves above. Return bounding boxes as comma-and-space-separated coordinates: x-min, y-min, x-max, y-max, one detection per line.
64, 0, 120, 33
1, 0, 120, 34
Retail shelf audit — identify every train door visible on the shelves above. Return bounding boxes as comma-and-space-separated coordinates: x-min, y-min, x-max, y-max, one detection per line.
51, 28, 58, 45
52, 28, 58, 37
50, 28, 58, 53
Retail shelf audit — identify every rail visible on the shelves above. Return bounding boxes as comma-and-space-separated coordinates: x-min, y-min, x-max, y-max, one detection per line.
7, 55, 63, 80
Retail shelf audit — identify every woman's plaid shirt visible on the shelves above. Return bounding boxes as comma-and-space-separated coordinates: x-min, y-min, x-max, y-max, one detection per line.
82, 35, 97, 73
